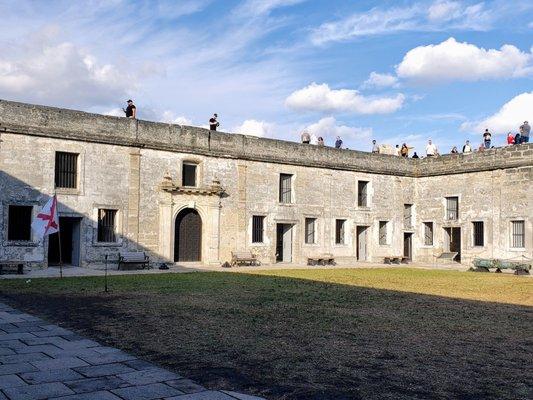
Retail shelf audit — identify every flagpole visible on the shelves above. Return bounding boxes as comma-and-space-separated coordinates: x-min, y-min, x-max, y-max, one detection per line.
55, 192, 63, 279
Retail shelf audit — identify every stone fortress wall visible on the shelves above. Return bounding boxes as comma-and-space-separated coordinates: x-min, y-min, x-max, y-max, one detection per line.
0, 99, 531, 267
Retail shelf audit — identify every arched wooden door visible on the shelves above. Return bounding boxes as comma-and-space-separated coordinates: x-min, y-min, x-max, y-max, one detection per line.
174, 209, 202, 262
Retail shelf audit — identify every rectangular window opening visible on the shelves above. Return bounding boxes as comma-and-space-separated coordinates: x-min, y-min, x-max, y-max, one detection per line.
279, 174, 293, 203
357, 181, 368, 207
379, 221, 388, 245
446, 197, 459, 220
98, 209, 117, 243
252, 216, 265, 243
423, 222, 434, 246
473, 221, 484, 247
305, 218, 316, 244
55, 152, 78, 189
182, 163, 197, 187
335, 219, 346, 245
404, 204, 413, 229
8, 205, 32, 241
511, 221, 525, 248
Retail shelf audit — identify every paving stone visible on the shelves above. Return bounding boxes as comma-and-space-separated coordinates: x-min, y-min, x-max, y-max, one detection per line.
0, 332, 36, 341
0, 374, 27, 389
0, 362, 38, 376
64, 375, 130, 393
221, 390, 265, 400
118, 367, 182, 385
0, 340, 27, 350
79, 352, 136, 365
18, 315, 45, 323
16, 344, 62, 355
165, 379, 206, 394
123, 359, 157, 370
20, 369, 85, 385
0, 352, 51, 364
2, 382, 74, 400
42, 347, 101, 359
49, 390, 123, 400
112, 383, 184, 400
0, 348, 15, 356
22, 337, 75, 347
74, 363, 137, 378
0, 325, 46, 334
90, 346, 122, 355
0, 312, 25, 323
32, 328, 74, 338
0, 390, 7, 400
60, 334, 86, 341
165, 391, 236, 400
57, 339, 100, 350
31, 356, 89, 371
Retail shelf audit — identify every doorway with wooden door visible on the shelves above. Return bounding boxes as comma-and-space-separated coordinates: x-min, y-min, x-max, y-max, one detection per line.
356, 226, 368, 261
276, 223, 293, 263
174, 208, 202, 262
443, 227, 461, 262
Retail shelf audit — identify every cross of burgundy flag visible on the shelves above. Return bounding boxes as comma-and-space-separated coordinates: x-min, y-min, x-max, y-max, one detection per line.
32, 195, 60, 239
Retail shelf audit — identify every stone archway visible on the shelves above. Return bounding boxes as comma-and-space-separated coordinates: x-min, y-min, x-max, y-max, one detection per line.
174, 208, 202, 262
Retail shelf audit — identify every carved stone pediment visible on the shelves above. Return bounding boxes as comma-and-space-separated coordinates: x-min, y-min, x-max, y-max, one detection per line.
160, 175, 224, 196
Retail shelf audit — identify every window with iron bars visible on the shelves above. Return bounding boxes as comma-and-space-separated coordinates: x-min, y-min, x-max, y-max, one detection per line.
423, 222, 433, 246
55, 152, 78, 189
445, 197, 459, 220
379, 221, 388, 245
335, 219, 346, 245
279, 174, 293, 203
305, 218, 316, 244
97, 209, 117, 242
357, 181, 368, 207
252, 216, 264, 243
511, 220, 525, 248
472, 221, 484, 247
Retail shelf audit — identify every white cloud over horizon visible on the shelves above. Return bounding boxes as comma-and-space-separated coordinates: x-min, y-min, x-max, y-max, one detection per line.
396, 37, 533, 82
304, 117, 372, 144
362, 72, 399, 89
233, 119, 274, 137
461, 91, 533, 134
285, 83, 405, 114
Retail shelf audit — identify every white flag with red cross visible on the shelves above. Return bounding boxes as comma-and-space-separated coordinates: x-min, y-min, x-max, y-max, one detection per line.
32, 195, 59, 239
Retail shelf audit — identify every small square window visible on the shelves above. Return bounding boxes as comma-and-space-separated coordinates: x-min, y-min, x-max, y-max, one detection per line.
182, 163, 197, 187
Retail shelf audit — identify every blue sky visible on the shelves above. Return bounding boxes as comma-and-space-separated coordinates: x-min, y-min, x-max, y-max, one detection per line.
0, 0, 532, 154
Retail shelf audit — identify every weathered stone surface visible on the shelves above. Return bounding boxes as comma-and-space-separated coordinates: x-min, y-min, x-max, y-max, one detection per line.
74, 363, 137, 378
20, 369, 85, 384
111, 382, 184, 399
2, 381, 74, 399
166, 391, 237, 400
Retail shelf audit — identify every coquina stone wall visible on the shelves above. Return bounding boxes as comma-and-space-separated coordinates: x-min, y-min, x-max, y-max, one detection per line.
0, 99, 531, 267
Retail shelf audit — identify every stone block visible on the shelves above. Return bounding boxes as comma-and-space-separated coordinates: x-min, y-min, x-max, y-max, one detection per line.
74, 363, 137, 378
165, 379, 206, 394
111, 382, 184, 399
0, 362, 38, 376
79, 351, 137, 365
165, 391, 237, 400
31, 356, 90, 371
64, 376, 130, 393
117, 367, 182, 385
50, 391, 123, 400
20, 369, 85, 384
2, 382, 74, 400
0, 374, 27, 389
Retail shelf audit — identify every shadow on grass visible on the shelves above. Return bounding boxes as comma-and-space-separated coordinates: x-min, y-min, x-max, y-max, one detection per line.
1, 271, 532, 400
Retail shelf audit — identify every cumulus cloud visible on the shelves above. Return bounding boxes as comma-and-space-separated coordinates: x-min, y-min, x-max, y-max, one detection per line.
233, 119, 273, 137
285, 83, 405, 114
160, 111, 192, 125
304, 117, 372, 142
461, 92, 533, 134
362, 72, 399, 89
310, 1, 495, 45
0, 36, 137, 108
396, 37, 533, 82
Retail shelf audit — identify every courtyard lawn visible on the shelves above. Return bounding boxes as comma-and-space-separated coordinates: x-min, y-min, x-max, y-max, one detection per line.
1, 268, 532, 399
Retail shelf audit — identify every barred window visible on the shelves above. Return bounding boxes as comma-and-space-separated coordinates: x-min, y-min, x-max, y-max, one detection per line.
182, 163, 197, 187
252, 216, 264, 243
8, 205, 32, 241
97, 209, 117, 242
357, 181, 368, 207
423, 222, 433, 246
305, 218, 316, 244
404, 204, 412, 228
473, 221, 484, 247
55, 152, 78, 189
279, 174, 292, 203
335, 219, 346, 245
379, 221, 388, 245
446, 197, 459, 220
511, 221, 525, 248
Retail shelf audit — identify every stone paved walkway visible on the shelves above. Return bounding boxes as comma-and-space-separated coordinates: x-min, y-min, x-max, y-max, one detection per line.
0, 302, 264, 400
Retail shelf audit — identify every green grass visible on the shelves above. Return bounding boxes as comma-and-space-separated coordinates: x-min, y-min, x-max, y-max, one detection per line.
1, 268, 532, 399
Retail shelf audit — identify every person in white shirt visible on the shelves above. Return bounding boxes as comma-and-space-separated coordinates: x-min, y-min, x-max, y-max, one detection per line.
462, 140, 472, 153
426, 139, 438, 157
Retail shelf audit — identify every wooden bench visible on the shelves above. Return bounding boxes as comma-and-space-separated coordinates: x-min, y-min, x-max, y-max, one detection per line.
0, 262, 24, 275
118, 252, 150, 270
384, 256, 408, 265
471, 258, 531, 275
307, 254, 335, 266
231, 251, 261, 267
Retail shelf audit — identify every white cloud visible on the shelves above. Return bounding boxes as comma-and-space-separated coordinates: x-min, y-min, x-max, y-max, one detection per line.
304, 117, 372, 143
234, 0, 305, 17
461, 92, 533, 134
286, 83, 404, 114
0, 39, 135, 107
362, 72, 399, 88
310, 1, 496, 45
396, 38, 533, 82
233, 119, 273, 137
160, 111, 192, 125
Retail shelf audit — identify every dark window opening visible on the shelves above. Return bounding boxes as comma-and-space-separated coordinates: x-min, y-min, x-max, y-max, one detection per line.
423, 222, 433, 246
446, 197, 459, 220
55, 152, 78, 189
8, 205, 32, 241
335, 219, 346, 245
379, 221, 388, 245
305, 218, 316, 244
473, 221, 484, 247
358, 181, 368, 207
252, 216, 264, 243
279, 174, 292, 203
182, 163, 197, 187
97, 209, 117, 242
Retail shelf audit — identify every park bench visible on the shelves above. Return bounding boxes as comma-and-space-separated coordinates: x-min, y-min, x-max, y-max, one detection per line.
307, 254, 336, 266
0, 262, 24, 275
471, 258, 531, 275
384, 256, 408, 265
118, 251, 150, 270
231, 251, 261, 267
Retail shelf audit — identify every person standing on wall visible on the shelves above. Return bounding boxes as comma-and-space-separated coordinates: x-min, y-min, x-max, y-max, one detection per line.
483, 129, 492, 148
301, 131, 311, 144
425, 139, 438, 157
462, 140, 472, 153
209, 113, 219, 131
371, 139, 379, 153
335, 136, 343, 149
519, 121, 530, 143
123, 100, 136, 119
